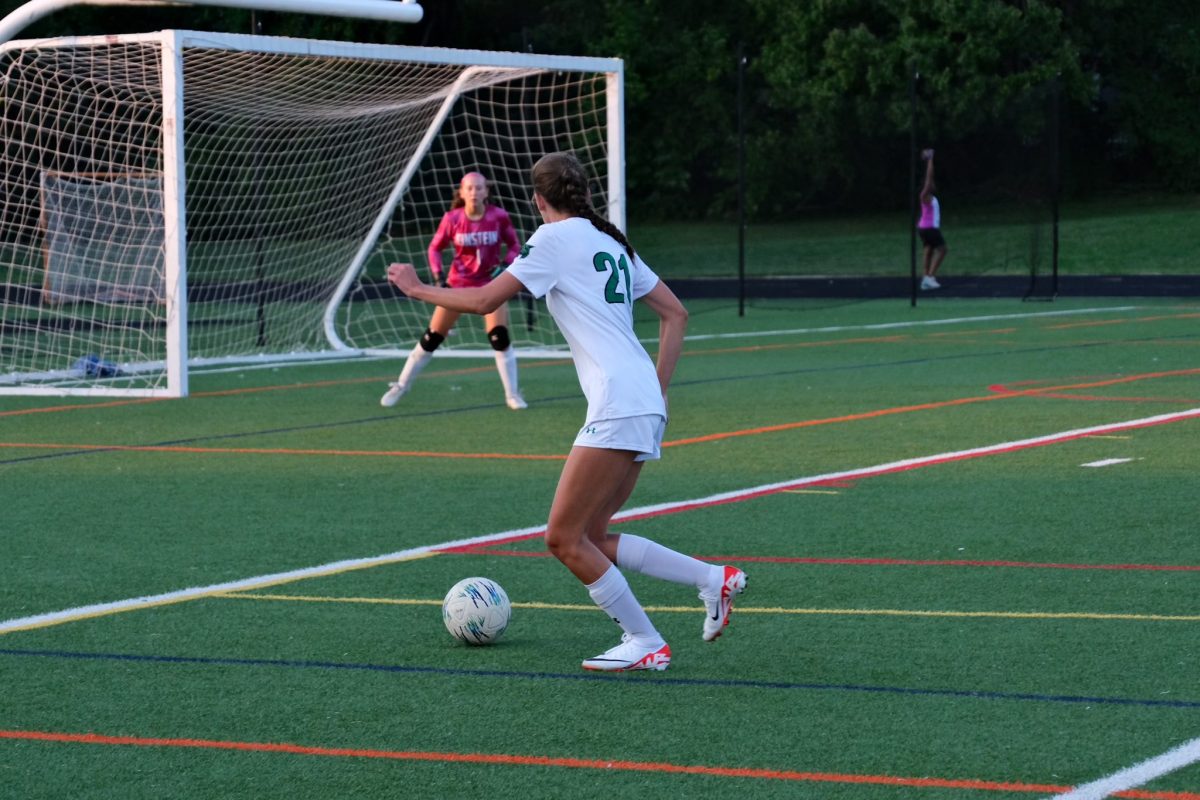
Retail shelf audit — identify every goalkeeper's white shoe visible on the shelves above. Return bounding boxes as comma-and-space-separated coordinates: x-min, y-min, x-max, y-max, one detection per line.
505, 392, 528, 410
581, 633, 671, 672
380, 382, 408, 408
700, 566, 747, 642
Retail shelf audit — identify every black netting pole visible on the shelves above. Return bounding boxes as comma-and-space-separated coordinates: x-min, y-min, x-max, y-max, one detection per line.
737, 43, 747, 317
1050, 74, 1061, 297
909, 67, 919, 308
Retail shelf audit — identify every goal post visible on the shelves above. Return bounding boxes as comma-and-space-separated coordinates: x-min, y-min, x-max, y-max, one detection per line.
0, 29, 625, 397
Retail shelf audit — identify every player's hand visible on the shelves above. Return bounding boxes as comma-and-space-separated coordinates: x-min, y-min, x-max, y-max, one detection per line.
921, 148, 934, 161
386, 262, 421, 293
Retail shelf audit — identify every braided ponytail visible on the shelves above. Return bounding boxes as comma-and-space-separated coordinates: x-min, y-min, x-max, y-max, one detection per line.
531, 152, 636, 259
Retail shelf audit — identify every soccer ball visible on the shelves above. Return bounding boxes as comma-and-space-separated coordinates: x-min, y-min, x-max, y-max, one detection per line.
442, 577, 511, 646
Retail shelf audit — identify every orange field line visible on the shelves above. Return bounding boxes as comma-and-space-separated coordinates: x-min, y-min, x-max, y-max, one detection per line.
665, 367, 1200, 448
690, 334, 910, 355
0, 330, 994, 419
0, 729, 1195, 798
0, 441, 564, 460
1046, 312, 1200, 330
0, 397, 162, 417
0, 359, 573, 417
3, 368, 1197, 460
1, 315, 1184, 420
191, 358, 576, 399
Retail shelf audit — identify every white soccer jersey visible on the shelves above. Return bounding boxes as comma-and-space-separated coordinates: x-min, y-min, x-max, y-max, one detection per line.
506, 216, 664, 422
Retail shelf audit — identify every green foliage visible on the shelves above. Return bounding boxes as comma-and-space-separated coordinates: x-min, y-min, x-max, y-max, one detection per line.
745, 0, 1086, 214
1061, 0, 1200, 190
582, 0, 749, 219
12, 0, 1200, 220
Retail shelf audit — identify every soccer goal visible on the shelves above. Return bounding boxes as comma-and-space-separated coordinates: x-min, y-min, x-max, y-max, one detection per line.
0, 29, 624, 397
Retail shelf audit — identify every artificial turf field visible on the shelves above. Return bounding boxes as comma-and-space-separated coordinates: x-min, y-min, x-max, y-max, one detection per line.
1, 296, 1197, 799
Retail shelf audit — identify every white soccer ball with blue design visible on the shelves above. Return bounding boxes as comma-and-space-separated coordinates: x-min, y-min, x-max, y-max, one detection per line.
442, 577, 511, 646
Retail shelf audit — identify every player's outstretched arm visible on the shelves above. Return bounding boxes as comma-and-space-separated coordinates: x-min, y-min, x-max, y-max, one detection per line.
387, 262, 524, 315
920, 150, 936, 201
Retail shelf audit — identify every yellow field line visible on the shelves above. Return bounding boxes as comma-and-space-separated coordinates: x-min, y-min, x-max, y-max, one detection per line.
0, 553, 441, 635
214, 593, 1200, 622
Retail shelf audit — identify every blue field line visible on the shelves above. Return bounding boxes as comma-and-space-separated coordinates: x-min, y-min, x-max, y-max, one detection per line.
2, 335, 1188, 469
3, 647, 1197, 710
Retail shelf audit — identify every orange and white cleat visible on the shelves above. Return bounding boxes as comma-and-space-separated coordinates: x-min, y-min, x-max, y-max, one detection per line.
700, 566, 747, 642
581, 634, 671, 672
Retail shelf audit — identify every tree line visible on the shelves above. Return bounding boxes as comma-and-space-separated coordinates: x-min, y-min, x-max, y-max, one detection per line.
23, 0, 1200, 221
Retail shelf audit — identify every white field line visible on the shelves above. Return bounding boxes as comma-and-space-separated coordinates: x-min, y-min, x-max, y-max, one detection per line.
1049, 735, 1200, 799
674, 305, 1139, 343
2, 406, 1197, 636
1080, 458, 1137, 468
187, 305, 1142, 377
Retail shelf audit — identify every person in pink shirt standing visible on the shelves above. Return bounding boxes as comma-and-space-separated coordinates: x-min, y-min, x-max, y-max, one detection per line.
918, 148, 948, 290
381, 171, 527, 410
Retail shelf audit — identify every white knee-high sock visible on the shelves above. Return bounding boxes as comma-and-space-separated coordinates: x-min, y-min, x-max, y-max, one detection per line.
397, 343, 433, 388
494, 347, 520, 399
586, 565, 661, 645
617, 533, 723, 594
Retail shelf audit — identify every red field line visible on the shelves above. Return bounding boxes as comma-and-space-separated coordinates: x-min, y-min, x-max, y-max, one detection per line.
1, 729, 1194, 798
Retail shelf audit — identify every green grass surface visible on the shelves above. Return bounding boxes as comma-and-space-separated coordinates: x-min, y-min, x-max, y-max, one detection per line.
4, 195, 1198, 297
635, 194, 1200, 278
2, 297, 1199, 798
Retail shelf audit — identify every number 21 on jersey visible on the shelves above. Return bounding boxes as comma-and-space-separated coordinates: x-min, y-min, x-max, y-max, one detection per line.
592, 251, 631, 304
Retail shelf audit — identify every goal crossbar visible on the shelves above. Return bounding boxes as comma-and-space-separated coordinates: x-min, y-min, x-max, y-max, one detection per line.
0, 0, 425, 44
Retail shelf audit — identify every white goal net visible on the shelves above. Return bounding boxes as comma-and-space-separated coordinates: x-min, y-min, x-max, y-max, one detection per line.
41, 171, 166, 305
0, 30, 623, 396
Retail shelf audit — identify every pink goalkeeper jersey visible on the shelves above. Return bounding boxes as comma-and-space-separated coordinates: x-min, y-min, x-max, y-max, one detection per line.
427, 205, 521, 288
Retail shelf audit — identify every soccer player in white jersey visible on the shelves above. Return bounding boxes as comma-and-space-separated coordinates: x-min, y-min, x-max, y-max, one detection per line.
387, 152, 746, 672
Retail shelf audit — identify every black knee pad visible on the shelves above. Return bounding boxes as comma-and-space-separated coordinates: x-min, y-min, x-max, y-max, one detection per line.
419, 328, 446, 353
488, 325, 511, 351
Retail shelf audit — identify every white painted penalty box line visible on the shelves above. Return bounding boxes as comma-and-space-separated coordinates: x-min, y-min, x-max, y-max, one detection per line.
2, 406, 1198, 635
675, 305, 1140, 343
1049, 735, 1200, 799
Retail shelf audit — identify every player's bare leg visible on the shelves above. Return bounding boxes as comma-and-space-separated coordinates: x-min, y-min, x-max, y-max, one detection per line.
546, 447, 670, 671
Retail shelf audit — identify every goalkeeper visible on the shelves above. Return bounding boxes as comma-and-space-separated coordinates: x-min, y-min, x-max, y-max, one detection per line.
380, 171, 527, 410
